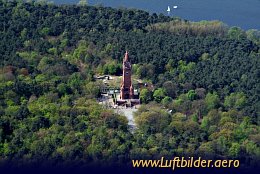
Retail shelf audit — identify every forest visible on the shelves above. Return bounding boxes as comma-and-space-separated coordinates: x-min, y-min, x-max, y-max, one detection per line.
0, 0, 259, 170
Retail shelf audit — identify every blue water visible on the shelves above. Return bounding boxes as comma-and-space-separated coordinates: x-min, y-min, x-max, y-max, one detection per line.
52, 0, 260, 30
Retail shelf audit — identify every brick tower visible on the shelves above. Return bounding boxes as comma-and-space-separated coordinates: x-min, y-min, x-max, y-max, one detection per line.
120, 51, 134, 99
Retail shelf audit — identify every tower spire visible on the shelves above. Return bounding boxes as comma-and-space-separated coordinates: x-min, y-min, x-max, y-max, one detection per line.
124, 51, 129, 61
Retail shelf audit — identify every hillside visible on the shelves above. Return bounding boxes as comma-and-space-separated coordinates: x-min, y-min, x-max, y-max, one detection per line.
0, 0, 259, 170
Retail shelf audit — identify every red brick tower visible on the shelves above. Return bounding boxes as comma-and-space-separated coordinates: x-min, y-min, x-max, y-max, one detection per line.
120, 51, 134, 99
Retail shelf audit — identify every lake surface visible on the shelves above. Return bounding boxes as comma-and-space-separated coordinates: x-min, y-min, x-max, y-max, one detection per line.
52, 0, 260, 30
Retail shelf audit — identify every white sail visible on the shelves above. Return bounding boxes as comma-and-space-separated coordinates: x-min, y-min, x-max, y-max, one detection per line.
167, 6, 171, 12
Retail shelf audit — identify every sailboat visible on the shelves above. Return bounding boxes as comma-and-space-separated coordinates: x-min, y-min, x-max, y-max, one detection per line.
167, 6, 171, 12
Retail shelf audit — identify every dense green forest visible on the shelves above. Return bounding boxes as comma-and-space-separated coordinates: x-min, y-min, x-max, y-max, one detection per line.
0, 0, 260, 169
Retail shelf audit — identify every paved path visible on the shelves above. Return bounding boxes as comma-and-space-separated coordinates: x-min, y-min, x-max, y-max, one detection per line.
116, 108, 137, 131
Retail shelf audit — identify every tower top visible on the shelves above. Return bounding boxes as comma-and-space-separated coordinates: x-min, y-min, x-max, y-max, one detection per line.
124, 51, 129, 61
